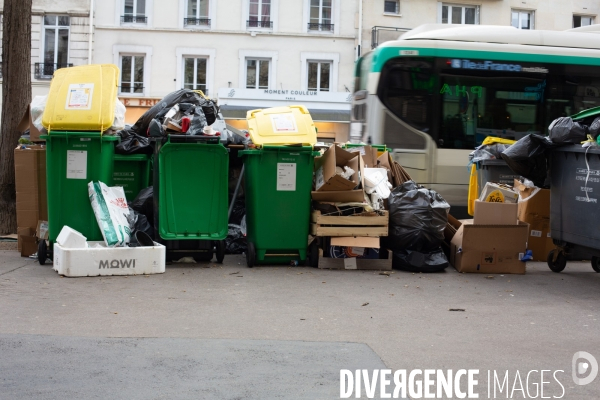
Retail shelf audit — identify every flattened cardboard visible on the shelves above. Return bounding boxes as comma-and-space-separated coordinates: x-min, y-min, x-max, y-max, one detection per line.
450, 220, 529, 274
19, 227, 36, 257
515, 181, 556, 261
15, 146, 47, 248
318, 250, 392, 270
473, 201, 518, 225
311, 155, 367, 203
346, 145, 378, 168
314, 145, 359, 192
18, 104, 44, 142
330, 236, 380, 248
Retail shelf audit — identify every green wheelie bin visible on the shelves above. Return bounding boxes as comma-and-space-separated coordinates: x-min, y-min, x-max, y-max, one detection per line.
240, 146, 317, 267
113, 154, 152, 201
39, 132, 118, 264
153, 135, 228, 263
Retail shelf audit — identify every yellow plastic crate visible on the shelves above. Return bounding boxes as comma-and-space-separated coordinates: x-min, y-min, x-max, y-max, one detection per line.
42, 64, 119, 132
246, 105, 317, 146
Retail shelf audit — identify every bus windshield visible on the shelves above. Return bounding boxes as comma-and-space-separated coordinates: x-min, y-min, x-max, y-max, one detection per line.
377, 57, 600, 149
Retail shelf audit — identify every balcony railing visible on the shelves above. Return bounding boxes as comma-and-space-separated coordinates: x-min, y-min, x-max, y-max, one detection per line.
34, 63, 73, 79
247, 20, 273, 28
308, 23, 334, 32
121, 15, 148, 24
184, 18, 211, 26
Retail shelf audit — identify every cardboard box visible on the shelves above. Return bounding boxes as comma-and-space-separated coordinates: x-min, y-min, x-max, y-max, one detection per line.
312, 146, 367, 203
15, 145, 47, 250
318, 250, 392, 270
450, 220, 529, 274
514, 180, 556, 262
19, 227, 37, 257
479, 182, 519, 203
17, 104, 44, 142
345, 145, 378, 168
53, 241, 166, 277
473, 201, 518, 225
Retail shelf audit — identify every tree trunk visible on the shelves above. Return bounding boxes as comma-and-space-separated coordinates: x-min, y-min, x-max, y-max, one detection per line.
0, 0, 32, 234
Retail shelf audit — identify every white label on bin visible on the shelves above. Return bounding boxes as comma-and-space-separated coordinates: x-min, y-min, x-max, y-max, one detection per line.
530, 230, 542, 238
65, 83, 94, 110
270, 113, 298, 133
277, 163, 296, 191
67, 150, 87, 179
344, 258, 358, 270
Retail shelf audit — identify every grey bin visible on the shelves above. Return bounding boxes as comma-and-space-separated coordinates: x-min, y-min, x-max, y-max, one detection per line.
476, 159, 521, 196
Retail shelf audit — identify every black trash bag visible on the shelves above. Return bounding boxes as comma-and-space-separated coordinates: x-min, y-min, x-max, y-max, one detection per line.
129, 89, 207, 136
126, 207, 154, 246
130, 186, 154, 225
590, 117, 600, 140
226, 224, 247, 254
548, 117, 588, 144
500, 134, 559, 188
188, 105, 208, 135
385, 181, 450, 252
392, 247, 449, 273
229, 197, 246, 225
469, 143, 512, 163
116, 130, 153, 155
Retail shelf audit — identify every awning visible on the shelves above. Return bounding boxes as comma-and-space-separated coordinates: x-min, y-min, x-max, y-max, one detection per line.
220, 105, 351, 123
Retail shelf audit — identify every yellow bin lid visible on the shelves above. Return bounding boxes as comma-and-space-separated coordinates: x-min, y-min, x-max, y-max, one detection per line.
42, 64, 119, 132
246, 105, 317, 146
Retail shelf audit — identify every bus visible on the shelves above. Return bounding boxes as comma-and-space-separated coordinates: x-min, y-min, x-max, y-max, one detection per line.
352, 24, 600, 216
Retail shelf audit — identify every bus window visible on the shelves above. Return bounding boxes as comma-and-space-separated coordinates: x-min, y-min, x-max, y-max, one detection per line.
439, 75, 545, 147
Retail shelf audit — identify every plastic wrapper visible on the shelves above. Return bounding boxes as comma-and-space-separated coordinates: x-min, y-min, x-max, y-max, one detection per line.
31, 96, 47, 132
126, 207, 154, 246
384, 180, 450, 252
226, 223, 247, 254
88, 181, 131, 247
469, 143, 512, 163
229, 197, 246, 225
500, 134, 558, 188
392, 248, 449, 272
548, 117, 588, 144
116, 131, 153, 155
111, 99, 126, 131
188, 105, 209, 135
130, 186, 154, 226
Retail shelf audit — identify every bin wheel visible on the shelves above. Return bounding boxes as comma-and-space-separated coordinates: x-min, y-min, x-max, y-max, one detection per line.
307, 240, 319, 268
246, 242, 255, 268
216, 240, 225, 264
547, 249, 567, 273
592, 257, 600, 273
38, 240, 47, 265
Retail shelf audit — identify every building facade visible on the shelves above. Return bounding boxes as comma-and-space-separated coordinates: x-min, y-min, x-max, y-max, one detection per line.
93, 0, 358, 140
0, 0, 92, 101
365, 0, 600, 53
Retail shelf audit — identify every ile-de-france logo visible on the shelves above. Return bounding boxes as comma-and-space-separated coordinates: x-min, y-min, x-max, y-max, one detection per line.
451, 59, 462, 69
228, 89, 236, 97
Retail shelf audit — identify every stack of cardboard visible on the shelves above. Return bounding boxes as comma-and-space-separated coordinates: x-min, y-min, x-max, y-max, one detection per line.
449, 183, 529, 274
14, 145, 48, 256
310, 144, 411, 269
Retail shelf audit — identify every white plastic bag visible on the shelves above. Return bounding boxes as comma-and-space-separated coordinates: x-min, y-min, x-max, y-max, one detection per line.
88, 181, 131, 247
111, 98, 126, 131
31, 96, 47, 132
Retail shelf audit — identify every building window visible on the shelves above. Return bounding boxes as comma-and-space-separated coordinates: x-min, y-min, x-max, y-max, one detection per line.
120, 55, 144, 94
308, 61, 331, 92
308, 0, 333, 32
183, 57, 207, 94
439, 4, 479, 25
122, 0, 147, 23
185, 0, 211, 26
246, 59, 270, 89
573, 15, 594, 28
384, 0, 399, 14
511, 10, 534, 30
248, 0, 272, 28
40, 15, 70, 78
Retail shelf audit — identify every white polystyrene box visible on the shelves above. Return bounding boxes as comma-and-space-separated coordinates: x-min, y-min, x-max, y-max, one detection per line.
53, 241, 166, 277
56, 226, 88, 249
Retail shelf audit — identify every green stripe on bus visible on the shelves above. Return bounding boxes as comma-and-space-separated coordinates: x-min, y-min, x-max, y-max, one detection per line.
371, 47, 600, 72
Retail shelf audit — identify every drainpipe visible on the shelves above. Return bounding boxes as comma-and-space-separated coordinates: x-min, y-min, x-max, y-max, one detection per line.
88, 0, 94, 64
357, 0, 363, 60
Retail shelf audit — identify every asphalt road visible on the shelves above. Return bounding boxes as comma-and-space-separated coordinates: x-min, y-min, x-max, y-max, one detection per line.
0, 249, 599, 399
